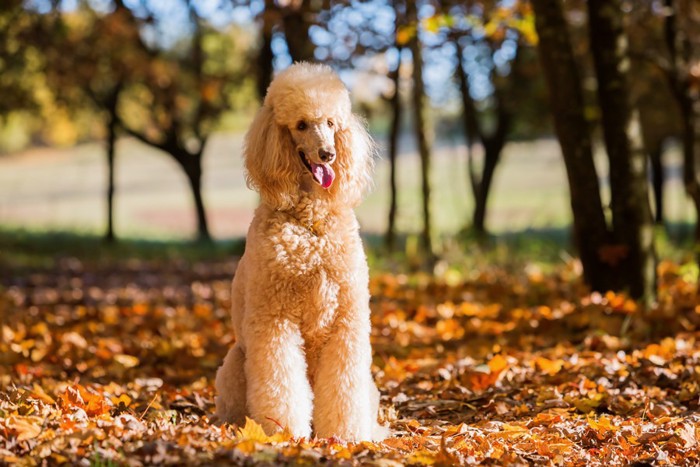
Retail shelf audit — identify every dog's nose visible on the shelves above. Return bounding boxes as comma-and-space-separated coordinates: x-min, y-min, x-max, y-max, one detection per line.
319, 149, 335, 162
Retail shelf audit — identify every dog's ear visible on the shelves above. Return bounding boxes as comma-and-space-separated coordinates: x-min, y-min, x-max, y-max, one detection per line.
243, 105, 298, 209
333, 114, 375, 207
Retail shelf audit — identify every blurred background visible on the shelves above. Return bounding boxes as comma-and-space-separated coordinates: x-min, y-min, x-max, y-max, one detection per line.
0, 0, 697, 251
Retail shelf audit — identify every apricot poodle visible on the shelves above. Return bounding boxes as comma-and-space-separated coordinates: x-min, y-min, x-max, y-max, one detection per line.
215, 63, 388, 442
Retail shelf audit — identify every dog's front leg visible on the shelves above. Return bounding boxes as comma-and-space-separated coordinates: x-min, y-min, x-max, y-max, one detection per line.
244, 317, 313, 438
312, 307, 388, 442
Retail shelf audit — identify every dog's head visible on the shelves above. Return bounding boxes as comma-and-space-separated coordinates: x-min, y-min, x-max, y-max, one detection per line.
243, 62, 374, 210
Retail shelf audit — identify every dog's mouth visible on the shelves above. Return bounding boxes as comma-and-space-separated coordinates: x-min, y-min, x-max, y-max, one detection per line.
298, 151, 335, 189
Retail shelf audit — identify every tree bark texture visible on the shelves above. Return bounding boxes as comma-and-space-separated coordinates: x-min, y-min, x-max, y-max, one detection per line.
407, 0, 433, 255
104, 84, 121, 243
664, 0, 700, 258
282, 0, 316, 62
256, 0, 275, 101
588, 0, 656, 302
649, 143, 664, 225
455, 39, 512, 236
180, 154, 211, 242
681, 99, 700, 244
531, 0, 612, 292
385, 49, 402, 251
456, 56, 479, 204
121, 123, 211, 242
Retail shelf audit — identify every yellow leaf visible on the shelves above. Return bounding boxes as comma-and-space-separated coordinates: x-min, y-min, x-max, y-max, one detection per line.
50, 453, 69, 463
534, 357, 564, 376
30, 383, 56, 405
572, 393, 604, 414
407, 449, 436, 465
330, 443, 353, 459
269, 429, 293, 443
423, 16, 441, 34
30, 346, 48, 362
111, 393, 132, 407
234, 439, 258, 455
488, 354, 509, 374
114, 354, 140, 368
483, 19, 500, 38
436, 318, 465, 341
6, 415, 43, 441
236, 417, 270, 443
587, 414, 617, 435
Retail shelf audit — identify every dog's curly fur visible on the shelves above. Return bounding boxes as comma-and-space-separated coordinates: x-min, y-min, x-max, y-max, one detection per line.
215, 63, 389, 442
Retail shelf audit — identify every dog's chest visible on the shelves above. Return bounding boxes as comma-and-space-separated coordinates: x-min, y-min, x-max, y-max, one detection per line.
267, 222, 351, 337
269, 221, 346, 275
301, 267, 340, 340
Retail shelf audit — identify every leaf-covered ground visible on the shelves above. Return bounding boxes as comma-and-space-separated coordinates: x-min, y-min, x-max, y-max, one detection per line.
2, 240, 700, 465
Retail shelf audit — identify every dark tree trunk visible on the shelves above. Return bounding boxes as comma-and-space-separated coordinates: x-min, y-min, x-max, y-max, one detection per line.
455, 41, 480, 216
531, 0, 612, 292
256, 0, 275, 101
407, 0, 433, 256
455, 39, 510, 237
181, 155, 211, 242
473, 136, 505, 234
681, 103, 700, 247
649, 143, 664, 225
664, 0, 700, 264
104, 84, 121, 243
385, 49, 402, 251
588, 0, 656, 303
282, 0, 316, 62
122, 122, 212, 242
106, 112, 116, 243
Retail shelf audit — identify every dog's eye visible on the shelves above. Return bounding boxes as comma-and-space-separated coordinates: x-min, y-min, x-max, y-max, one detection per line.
297, 121, 307, 131
327, 120, 334, 128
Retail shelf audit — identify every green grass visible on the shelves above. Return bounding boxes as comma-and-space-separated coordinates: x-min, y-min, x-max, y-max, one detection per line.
0, 228, 245, 269
0, 133, 697, 267
1, 218, 696, 274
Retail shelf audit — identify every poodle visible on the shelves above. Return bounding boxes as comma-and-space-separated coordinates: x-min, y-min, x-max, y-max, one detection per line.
215, 62, 389, 442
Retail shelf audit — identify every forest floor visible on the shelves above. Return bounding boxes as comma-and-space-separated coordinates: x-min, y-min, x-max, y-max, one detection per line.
1, 232, 700, 465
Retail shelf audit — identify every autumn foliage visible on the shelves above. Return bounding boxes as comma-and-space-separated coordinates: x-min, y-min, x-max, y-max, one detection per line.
1, 250, 700, 465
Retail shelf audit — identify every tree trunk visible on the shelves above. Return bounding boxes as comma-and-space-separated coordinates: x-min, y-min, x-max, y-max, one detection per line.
588, 0, 656, 303
385, 49, 402, 251
119, 125, 212, 242
649, 143, 664, 225
104, 85, 121, 243
455, 39, 510, 236
681, 103, 700, 249
472, 137, 505, 234
181, 156, 211, 242
454, 40, 480, 209
256, 0, 275, 101
664, 0, 700, 267
282, 0, 316, 62
407, 0, 433, 256
531, 0, 612, 292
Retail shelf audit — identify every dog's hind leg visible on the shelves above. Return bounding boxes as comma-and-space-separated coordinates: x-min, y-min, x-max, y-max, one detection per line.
215, 343, 247, 426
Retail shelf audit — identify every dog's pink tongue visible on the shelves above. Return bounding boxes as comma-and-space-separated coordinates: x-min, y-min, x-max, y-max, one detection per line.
311, 162, 335, 189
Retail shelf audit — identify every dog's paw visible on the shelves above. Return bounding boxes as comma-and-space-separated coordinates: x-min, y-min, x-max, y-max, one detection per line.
371, 422, 391, 442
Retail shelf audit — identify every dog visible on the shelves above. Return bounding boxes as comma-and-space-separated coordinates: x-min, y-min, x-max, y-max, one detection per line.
215, 62, 389, 442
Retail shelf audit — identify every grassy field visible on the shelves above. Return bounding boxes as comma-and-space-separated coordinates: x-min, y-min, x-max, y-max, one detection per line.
0, 132, 694, 246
